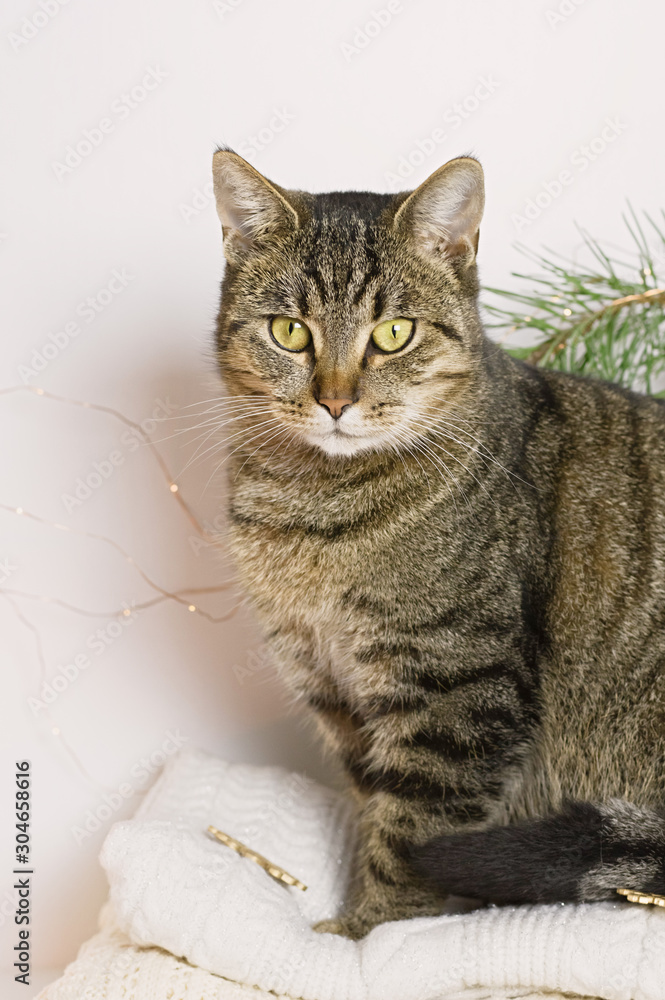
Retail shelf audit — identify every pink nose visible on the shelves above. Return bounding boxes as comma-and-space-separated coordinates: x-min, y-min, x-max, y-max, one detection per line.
318, 397, 353, 419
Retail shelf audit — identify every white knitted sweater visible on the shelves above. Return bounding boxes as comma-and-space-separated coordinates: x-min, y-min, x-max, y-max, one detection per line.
38, 748, 665, 1000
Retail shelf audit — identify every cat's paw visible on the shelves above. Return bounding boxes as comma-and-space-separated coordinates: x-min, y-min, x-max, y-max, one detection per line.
312, 915, 373, 940
312, 918, 345, 936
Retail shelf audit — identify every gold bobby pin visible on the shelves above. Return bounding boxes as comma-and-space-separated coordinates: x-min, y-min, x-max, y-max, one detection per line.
617, 888, 665, 908
207, 825, 308, 891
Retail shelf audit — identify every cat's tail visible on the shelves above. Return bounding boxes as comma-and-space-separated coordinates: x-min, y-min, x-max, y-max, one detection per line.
408, 800, 665, 904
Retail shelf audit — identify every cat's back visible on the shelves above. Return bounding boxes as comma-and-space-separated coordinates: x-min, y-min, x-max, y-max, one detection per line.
509, 361, 665, 632
508, 360, 665, 507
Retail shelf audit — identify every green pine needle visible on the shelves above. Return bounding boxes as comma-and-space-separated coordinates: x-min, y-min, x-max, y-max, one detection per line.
484, 206, 665, 394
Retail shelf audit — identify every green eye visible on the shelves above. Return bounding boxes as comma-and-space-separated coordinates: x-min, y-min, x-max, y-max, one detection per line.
371, 318, 414, 353
270, 316, 312, 352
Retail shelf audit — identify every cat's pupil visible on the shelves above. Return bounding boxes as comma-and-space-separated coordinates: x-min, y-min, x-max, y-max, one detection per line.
288, 322, 294, 335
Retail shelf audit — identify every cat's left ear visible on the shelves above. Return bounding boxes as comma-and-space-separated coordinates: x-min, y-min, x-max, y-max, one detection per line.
212, 148, 299, 259
393, 156, 485, 268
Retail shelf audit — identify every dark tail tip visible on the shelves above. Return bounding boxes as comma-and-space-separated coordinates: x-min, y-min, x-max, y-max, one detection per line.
409, 801, 665, 905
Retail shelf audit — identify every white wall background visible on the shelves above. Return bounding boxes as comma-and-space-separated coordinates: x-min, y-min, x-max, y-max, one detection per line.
1, 0, 664, 989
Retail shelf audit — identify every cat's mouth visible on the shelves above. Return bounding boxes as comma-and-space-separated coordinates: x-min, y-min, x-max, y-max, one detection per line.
316, 424, 357, 443
298, 401, 405, 457
305, 420, 393, 458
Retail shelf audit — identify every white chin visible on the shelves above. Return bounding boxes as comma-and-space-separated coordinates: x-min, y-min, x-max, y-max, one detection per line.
307, 430, 385, 457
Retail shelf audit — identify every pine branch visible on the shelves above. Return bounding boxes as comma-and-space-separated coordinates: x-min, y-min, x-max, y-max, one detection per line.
527, 287, 665, 366
483, 207, 665, 394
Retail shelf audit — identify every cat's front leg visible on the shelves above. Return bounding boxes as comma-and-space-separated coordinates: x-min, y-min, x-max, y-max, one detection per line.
314, 791, 449, 939
314, 658, 537, 938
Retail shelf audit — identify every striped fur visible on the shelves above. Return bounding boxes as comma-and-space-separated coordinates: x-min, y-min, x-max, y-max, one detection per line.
211, 150, 665, 938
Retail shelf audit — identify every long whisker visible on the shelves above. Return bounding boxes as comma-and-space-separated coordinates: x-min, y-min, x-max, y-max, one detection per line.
150, 405, 275, 445
416, 441, 461, 513
175, 429, 232, 475
201, 419, 287, 495
414, 412, 498, 479
218, 414, 284, 447
184, 400, 274, 417
413, 436, 468, 512
175, 405, 274, 437
406, 417, 495, 510
177, 415, 282, 479
178, 394, 271, 410
389, 425, 433, 489
156, 400, 272, 422
421, 396, 492, 428
390, 424, 462, 512
234, 423, 295, 480
173, 411, 276, 475
430, 421, 519, 490
260, 428, 299, 473
418, 399, 535, 490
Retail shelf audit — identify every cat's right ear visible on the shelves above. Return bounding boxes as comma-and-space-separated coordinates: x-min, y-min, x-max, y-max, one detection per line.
212, 148, 299, 260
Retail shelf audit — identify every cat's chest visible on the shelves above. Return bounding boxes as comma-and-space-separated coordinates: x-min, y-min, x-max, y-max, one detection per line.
227, 472, 479, 697
230, 519, 410, 695
233, 520, 377, 625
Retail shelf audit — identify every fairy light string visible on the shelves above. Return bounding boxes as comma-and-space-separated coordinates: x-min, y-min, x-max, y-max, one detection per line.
2, 384, 241, 787
2, 590, 113, 789
0, 501, 238, 624
0, 384, 212, 537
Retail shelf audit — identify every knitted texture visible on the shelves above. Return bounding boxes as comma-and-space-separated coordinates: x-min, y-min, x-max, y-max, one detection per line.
38, 748, 665, 1000
36, 902, 270, 1000
36, 904, 582, 1000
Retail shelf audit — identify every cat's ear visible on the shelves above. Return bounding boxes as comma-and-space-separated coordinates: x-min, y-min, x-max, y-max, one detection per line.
393, 157, 485, 267
212, 148, 299, 259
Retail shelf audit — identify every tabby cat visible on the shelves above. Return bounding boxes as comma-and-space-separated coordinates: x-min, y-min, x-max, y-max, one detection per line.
211, 148, 665, 939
